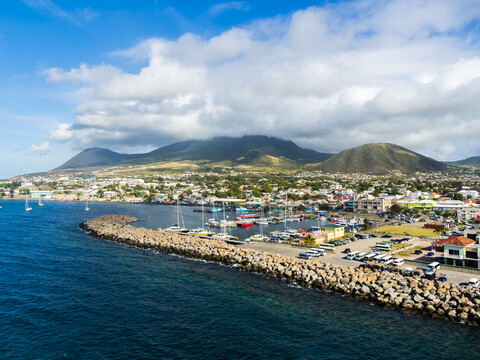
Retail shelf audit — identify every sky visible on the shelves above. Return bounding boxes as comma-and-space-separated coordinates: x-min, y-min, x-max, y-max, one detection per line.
2, 0, 480, 178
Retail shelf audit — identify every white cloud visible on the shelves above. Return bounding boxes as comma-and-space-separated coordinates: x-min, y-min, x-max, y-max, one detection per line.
27, 141, 50, 156
44, 0, 480, 160
44, 63, 121, 83
49, 123, 73, 141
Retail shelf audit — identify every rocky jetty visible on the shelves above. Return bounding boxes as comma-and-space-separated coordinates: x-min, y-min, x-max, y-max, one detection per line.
81, 215, 480, 326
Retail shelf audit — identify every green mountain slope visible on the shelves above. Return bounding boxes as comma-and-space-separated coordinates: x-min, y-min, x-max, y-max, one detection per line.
310, 143, 448, 174
449, 156, 480, 167
55, 136, 333, 170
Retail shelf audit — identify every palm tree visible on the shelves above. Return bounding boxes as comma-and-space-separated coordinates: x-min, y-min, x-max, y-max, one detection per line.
303, 234, 315, 246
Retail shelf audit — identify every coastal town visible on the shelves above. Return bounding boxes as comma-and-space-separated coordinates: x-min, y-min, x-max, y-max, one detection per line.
3, 167, 480, 277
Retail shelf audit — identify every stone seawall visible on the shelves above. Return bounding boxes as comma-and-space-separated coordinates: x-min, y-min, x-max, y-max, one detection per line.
80, 215, 480, 326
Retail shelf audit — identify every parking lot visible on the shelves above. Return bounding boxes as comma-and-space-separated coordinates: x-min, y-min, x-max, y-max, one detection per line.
245, 236, 478, 285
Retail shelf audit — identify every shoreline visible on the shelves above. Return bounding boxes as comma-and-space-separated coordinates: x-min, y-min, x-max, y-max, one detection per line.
80, 215, 480, 326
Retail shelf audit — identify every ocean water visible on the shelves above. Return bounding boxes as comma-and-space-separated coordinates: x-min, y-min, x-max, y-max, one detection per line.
0, 200, 479, 359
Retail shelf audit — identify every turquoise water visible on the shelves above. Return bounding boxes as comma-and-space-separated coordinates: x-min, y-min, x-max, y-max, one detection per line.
0, 200, 479, 359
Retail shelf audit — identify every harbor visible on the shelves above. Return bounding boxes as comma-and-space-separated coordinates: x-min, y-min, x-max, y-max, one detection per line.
81, 214, 480, 326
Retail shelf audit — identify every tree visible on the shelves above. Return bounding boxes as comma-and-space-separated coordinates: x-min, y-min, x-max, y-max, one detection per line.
388, 204, 402, 214
434, 225, 445, 236
303, 234, 315, 246
453, 193, 464, 201
363, 218, 370, 230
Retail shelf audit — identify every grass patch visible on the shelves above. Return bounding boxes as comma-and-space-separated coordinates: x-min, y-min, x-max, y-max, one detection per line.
375, 225, 436, 237
397, 245, 424, 258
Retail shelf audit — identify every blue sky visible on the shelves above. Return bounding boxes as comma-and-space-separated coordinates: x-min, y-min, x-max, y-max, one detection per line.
1, 0, 480, 178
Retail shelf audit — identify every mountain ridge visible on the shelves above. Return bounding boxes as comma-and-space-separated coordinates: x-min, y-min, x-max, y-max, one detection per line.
56, 135, 333, 170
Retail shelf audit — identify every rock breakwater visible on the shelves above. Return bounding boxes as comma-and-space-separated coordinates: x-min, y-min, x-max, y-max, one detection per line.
81, 215, 480, 326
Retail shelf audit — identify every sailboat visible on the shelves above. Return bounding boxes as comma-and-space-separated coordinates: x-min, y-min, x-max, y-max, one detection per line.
85, 199, 89, 211
187, 202, 215, 237
212, 202, 238, 241
247, 207, 269, 242
165, 198, 188, 233
25, 198, 32, 211
38, 198, 44, 207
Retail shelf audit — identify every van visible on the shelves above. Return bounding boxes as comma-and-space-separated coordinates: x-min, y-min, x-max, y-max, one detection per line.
416, 266, 435, 279
392, 258, 404, 266
310, 248, 326, 256
354, 252, 367, 261
298, 252, 312, 260
380, 255, 393, 265
306, 250, 320, 257
346, 251, 359, 260
372, 254, 384, 262
428, 262, 440, 272
375, 244, 391, 252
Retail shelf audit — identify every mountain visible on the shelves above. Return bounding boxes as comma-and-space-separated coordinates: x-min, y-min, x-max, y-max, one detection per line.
450, 156, 480, 167
310, 143, 448, 174
55, 136, 334, 170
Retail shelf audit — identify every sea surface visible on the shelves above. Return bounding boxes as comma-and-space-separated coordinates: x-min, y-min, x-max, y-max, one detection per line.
0, 200, 479, 359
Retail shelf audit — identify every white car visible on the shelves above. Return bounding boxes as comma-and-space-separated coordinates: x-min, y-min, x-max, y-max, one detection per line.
469, 278, 479, 287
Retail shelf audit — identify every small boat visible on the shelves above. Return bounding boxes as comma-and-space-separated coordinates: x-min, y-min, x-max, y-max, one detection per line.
209, 206, 222, 213
212, 233, 238, 241
255, 220, 268, 225
38, 198, 44, 207
25, 198, 32, 211
237, 222, 253, 227
85, 199, 90, 211
165, 224, 189, 233
235, 206, 248, 212
246, 234, 269, 242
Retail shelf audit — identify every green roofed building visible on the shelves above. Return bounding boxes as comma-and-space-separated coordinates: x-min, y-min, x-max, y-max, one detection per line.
319, 224, 344, 239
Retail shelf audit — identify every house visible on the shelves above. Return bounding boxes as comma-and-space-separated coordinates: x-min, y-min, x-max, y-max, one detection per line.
443, 236, 476, 267
318, 224, 344, 239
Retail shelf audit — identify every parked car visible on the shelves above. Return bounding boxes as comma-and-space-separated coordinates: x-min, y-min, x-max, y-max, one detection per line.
381, 234, 392, 238
438, 275, 448, 282
343, 248, 351, 254
427, 252, 435, 256
414, 249, 423, 255
469, 278, 479, 287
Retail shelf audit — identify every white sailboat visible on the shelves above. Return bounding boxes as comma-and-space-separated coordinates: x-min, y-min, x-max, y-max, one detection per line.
25, 198, 32, 211
85, 199, 89, 211
247, 207, 269, 242
212, 202, 238, 241
188, 202, 215, 237
165, 198, 188, 233
38, 198, 44, 207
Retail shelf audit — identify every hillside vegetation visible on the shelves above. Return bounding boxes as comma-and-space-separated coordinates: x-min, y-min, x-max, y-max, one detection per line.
310, 143, 448, 174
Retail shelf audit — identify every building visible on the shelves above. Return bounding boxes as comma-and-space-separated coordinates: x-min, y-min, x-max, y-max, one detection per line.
443, 236, 476, 267
318, 224, 344, 239
457, 205, 480, 221
396, 199, 436, 210
344, 196, 391, 214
